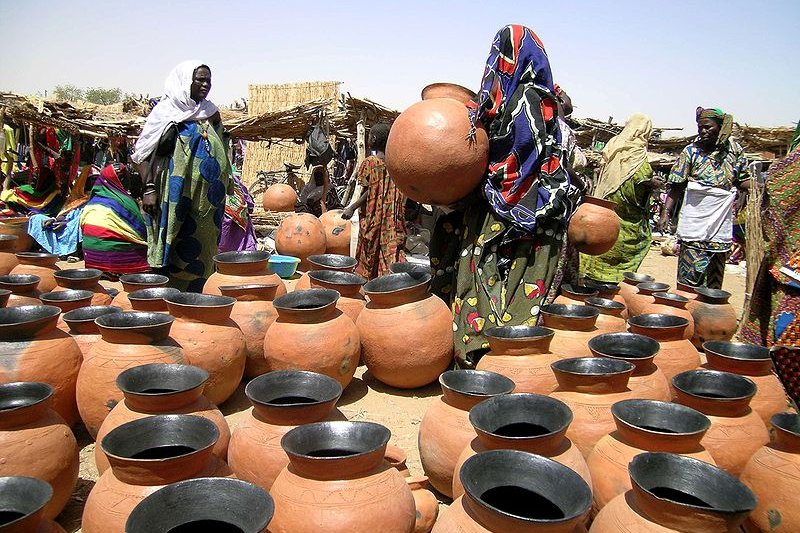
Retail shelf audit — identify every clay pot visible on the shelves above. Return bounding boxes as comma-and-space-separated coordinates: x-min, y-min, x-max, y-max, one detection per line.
0, 476, 67, 533
386, 98, 489, 206
0, 235, 19, 275
62, 305, 122, 358
94, 363, 230, 474
262, 183, 298, 212
269, 421, 417, 533
433, 450, 592, 533
308, 270, 366, 322
588, 332, 670, 401
10, 252, 60, 292
554, 283, 599, 305
703, 340, 792, 423
164, 293, 246, 405
228, 370, 344, 491
407, 475, 439, 533
0, 305, 82, 425
82, 414, 231, 533
421, 82, 477, 103
568, 196, 621, 256
0, 274, 41, 307
128, 287, 180, 312
40, 289, 93, 330
585, 297, 627, 334
671, 370, 769, 476
689, 287, 738, 348
0, 217, 33, 252
618, 272, 655, 311
52, 268, 112, 306
219, 284, 279, 378
476, 325, 560, 394
587, 399, 716, 511
319, 209, 352, 256
419, 370, 515, 497
0, 382, 79, 520
674, 281, 698, 301
741, 413, 800, 533
295, 253, 358, 290
584, 279, 626, 306
205, 250, 287, 297
627, 314, 699, 382
111, 273, 169, 311
452, 393, 591, 499
76, 311, 185, 438
539, 304, 601, 358
275, 213, 328, 271
264, 288, 360, 389
389, 262, 432, 276
591, 452, 757, 533
627, 282, 670, 317
550, 357, 637, 457
641, 292, 695, 341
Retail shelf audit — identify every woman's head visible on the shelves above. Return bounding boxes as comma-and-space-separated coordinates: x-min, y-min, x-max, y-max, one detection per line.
695, 107, 732, 148
190, 65, 212, 103
369, 123, 391, 152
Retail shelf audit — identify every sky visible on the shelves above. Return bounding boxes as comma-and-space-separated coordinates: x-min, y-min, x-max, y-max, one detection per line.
1, 0, 798, 136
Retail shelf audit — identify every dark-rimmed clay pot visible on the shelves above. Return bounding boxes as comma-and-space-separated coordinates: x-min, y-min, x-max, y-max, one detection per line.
674, 280, 698, 301
0, 274, 42, 307
228, 370, 344, 491
628, 281, 670, 317
219, 284, 279, 378
421, 82, 477, 103
419, 370, 515, 497
0, 217, 33, 252
10, 252, 60, 292
0, 235, 19, 275
0, 382, 79, 520
689, 287, 737, 348
40, 289, 93, 331
619, 272, 655, 312
111, 273, 169, 311
128, 287, 180, 312
540, 304, 601, 358
52, 268, 112, 306
295, 253, 358, 290
588, 332, 670, 401
389, 262, 432, 277
583, 279, 627, 311
0, 476, 67, 532
585, 297, 627, 334
308, 270, 367, 322
476, 326, 560, 394
641, 292, 695, 340
555, 283, 599, 305
568, 196, 621, 256
204, 250, 287, 297
627, 314, 699, 382
62, 305, 122, 358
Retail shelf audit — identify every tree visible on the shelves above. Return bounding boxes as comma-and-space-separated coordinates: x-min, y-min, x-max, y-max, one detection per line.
52, 84, 84, 102
84, 87, 123, 105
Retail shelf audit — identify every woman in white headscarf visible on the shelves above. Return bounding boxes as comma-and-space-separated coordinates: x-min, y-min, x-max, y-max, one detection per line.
132, 60, 231, 292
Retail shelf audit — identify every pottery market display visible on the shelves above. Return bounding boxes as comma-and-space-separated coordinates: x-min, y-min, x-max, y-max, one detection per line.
308, 270, 367, 322
0, 274, 41, 307
539, 304, 601, 359
627, 314, 699, 382
275, 213, 328, 271
262, 183, 298, 212
588, 332, 670, 401
421, 82, 476, 102
627, 281, 670, 317
219, 284, 279, 378
688, 287, 738, 348
0, 217, 33, 252
0, 235, 19, 275
584, 297, 627, 334
641, 292, 695, 341
294, 253, 358, 290
203, 250, 286, 297
10, 252, 60, 292
62, 305, 122, 359
40, 289, 93, 330
674, 281, 698, 301
618, 272, 654, 311
0, 476, 67, 533
110, 273, 170, 311
476, 325, 560, 394
319, 209, 353, 256
583, 279, 627, 309
52, 268, 112, 306
554, 283, 599, 305
568, 196, 621, 256
127, 287, 180, 312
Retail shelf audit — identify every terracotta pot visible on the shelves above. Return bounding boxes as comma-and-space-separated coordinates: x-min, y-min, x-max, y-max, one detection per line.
419, 370, 515, 497
476, 325, 560, 394
588, 332, 670, 401
0, 305, 81, 425
452, 393, 591, 499
319, 209, 352, 256
671, 370, 769, 476
703, 340, 792, 423
550, 357, 637, 457
434, 450, 592, 533
40, 289, 93, 331
0, 217, 33, 252
295, 253, 358, 290
568, 196, 621, 256
275, 213, 328, 271
641, 292, 695, 341
627, 314, 699, 382
264, 288, 360, 389
591, 452, 757, 533
219, 284, 279, 378
540, 304, 601, 358
389, 262, 432, 276
0, 235, 19, 275
386, 98, 489, 206
94, 363, 230, 474
0, 274, 41, 307
76, 311, 185, 438
674, 281, 698, 301
627, 282, 670, 317
583, 279, 627, 308
62, 305, 122, 359
0, 382, 79, 520
164, 293, 246, 405
554, 283, 599, 305
689, 287, 738, 348
269, 421, 417, 533
204, 250, 287, 297
52, 268, 112, 306
111, 273, 169, 311
359, 273, 452, 388
0, 476, 67, 533
584, 297, 627, 334
10, 252, 60, 292
308, 270, 366, 322
228, 370, 344, 491
587, 399, 715, 511
618, 272, 654, 311
82, 414, 231, 533
741, 413, 800, 533
407, 475, 439, 533
421, 82, 477, 103
128, 287, 180, 312
262, 183, 298, 212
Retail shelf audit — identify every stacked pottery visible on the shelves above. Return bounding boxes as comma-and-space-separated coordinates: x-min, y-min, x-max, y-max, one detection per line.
671, 369, 769, 476
308, 270, 366, 322
587, 399, 716, 511
585, 297, 627, 334
539, 304, 601, 358
294, 253, 358, 290
584, 279, 627, 309
0, 274, 41, 306
590, 452, 757, 533
111, 273, 169, 310
554, 283, 599, 305
451, 393, 591, 499
228, 370, 344, 491
588, 332, 670, 401
62, 305, 122, 358
419, 370, 515, 497
0, 217, 33, 251
641, 292, 695, 340
627, 282, 670, 317
627, 314, 699, 381
52, 268, 112, 306
475, 326, 560, 394
39, 289, 93, 331
358, 272, 453, 388
0, 382, 79, 520
618, 272, 654, 310
128, 287, 180, 312
0, 476, 67, 533
219, 284, 278, 378
10, 252, 60, 292
264, 289, 360, 389
203, 250, 286, 297
164, 293, 246, 405
94, 363, 230, 474
0, 235, 19, 274
688, 287, 738, 348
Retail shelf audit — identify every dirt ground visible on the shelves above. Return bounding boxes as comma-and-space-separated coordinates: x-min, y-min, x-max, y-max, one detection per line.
55, 244, 748, 531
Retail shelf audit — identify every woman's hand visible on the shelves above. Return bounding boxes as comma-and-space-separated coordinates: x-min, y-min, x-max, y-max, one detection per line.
340, 205, 355, 220
142, 190, 159, 218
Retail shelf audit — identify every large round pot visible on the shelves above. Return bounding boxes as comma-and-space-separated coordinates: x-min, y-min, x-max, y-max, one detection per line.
319, 209, 352, 256
421, 82, 476, 103
688, 287, 738, 348
618, 272, 654, 311
385, 98, 489, 206
568, 196, 621, 256
452, 393, 591, 499
264, 288, 360, 389
641, 292, 694, 340
295, 253, 358, 290
0, 274, 41, 307
40, 289, 93, 331
269, 421, 417, 533
554, 283, 599, 305
308, 270, 366, 322
0, 382, 79, 520
358, 273, 452, 388
127, 287, 180, 312
419, 370, 515, 497
204, 250, 287, 297
52, 268, 112, 306
10, 252, 60, 292
94, 363, 230, 474
219, 284, 279, 378
228, 370, 344, 491
671, 370, 769, 476
585, 297, 627, 334
539, 304, 601, 358
62, 305, 122, 358
0, 476, 67, 533
476, 326, 560, 394
627, 314, 699, 382
164, 293, 246, 406
627, 282, 670, 317
589, 332, 670, 401
76, 311, 185, 438
275, 213, 328, 271
0, 235, 19, 275
111, 273, 169, 311
0, 305, 81, 425
0, 217, 33, 252
262, 183, 298, 212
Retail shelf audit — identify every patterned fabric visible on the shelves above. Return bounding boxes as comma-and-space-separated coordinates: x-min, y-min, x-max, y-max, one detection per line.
696, 107, 734, 147
219, 173, 257, 253
677, 241, 728, 289
668, 140, 748, 189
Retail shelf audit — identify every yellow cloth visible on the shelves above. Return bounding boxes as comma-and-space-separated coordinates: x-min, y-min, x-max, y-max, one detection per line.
1, 125, 18, 176
59, 165, 96, 215
593, 113, 653, 199
80, 204, 148, 245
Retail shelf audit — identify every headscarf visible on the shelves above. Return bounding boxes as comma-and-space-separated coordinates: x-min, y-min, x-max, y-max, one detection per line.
696, 107, 734, 148
593, 113, 653, 199
471, 24, 570, 235
131, 60, 219, 164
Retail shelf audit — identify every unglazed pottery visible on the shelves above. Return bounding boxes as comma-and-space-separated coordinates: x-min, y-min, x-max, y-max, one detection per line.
10, 252, 59, 292
618, 272, 654, 313
274, 213, 328, 271
52, 268, 112, 306
476, 325, 560, 394
219, 284, 279, 378
554, 283, 599, 305
689, 287, 738, 348
203, 250, 286, 297
0, 476, 67, 532
641, 292, 695, 341
319, 210, 353, 256
584, 297, 627, 334
262, 183, 298, 212
0, 217, 33, 252
111, 273, 169, 311
568, 196, 621, 256
627, 314, 700, 382
308, 270, 366, 322
127, 287, 180, 312
61, 305, 122, 359
0, 274, 42, 307
588, 332, 670, 401
294, 253, 358, 290
628, 282, 670, 317
0, 235, 19, 275
539, 304, 601, 359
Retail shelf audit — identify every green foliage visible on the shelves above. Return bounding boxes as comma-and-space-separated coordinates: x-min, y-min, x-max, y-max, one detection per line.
52, 84, 84, 101
84, 87, 123, 105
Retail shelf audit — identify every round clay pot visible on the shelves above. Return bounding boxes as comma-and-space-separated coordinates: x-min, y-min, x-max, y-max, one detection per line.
476, 325, 560, 394
585, 297, 627, 334
407, 475, 439, 533
627, 314, 699, 382
62, 305, 122, 359
264, 288, 360, 389
358, 272, 452, 388
228, 370, 344, 491
703, 340, 792, 423
111, 273, 169, 311
588, 332, 670, 401
319, 209, 352, 256
568, 196, 621, 256
554, 283, 599, 305
76, 311, 185, 438
549, 357, 637, 457
741, 413, 800, 533
0, 274, 42, 307
641, 292, 695, 341
269, 421, 417, 533
0, 382, 79, 520
40, 289, 93, 331
627, 282, 670, 317
0, 305, 82, 425
275, 213, 328, 271
164, 293, 246, 405
204, 250, 287, 297
128, 287, 180, 312
389, 262, 432, 276
11, 252, 60, 292
385, 98, 489, 206
52, 268, 112, 306
671, 370, 770, 476
0, 476, 67, 533
94, 363, 230, 474
419, 370, 515, 497
674, 281, 698, 301
295, 253, 358, 290
262, 183, 298, 212
452, 393, 591, 499
540, 304, 601, 358
689, 287, 738, 348
219, 284, 279, 379
0, 217, 33, 252
421, 82, 477, 103
591, 452, 757, 533
584, 279, 626, 307
618, 272, 655, 311
587, 399, 716, 511
0, 235, 19, 275
82, 414, 231, 533
308, 270, 366, 322
433, 450, 592, 533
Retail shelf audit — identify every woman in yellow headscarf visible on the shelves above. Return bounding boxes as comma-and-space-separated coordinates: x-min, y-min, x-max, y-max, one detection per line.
582, 113, 663, 283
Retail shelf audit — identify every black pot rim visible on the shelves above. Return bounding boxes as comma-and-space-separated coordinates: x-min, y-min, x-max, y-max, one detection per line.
623, 272, 655, 283
307, 254, 358, 269
0, 273, 41, 286
771, 412, 800, 436
0, 381, 53, 412
100, 414, 219, 461
671, 370, 757, 401
40, 289, 94, 302
363, 272, 431, 294
63, 305, 122, 324
307, 270, 366, 286
628, 313, 690, 329
0, 304, 60, 326
163, 292, 235, 308
588, 332, 660, 359
94, 311, 175, 329
612, 399, 710, 436
484, 325, 554, 341
469, 393, 573, 439
280, 420, 390, 461
213, 250, 270, 264
119, 273, 170, 285
551, 356, 635, 376
53, 268, 103, 280
439, 369, 516, 398
585, 297, 626, 310
0, 476, 54, 526
245, 370, 343, 407
540, 303, 599, 319
272, 288, 339, 311
116, 364, 209, 397
702, 340, 771, 362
